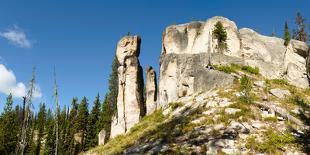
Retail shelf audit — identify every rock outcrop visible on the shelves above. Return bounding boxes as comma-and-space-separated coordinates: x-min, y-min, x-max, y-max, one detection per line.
110, 35, 145, 138
98, 129, 106, 145
159, 16, 309, 107
145, 66, 157, 115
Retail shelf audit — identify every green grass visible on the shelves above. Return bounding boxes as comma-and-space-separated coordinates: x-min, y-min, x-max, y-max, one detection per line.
241, 66, 260, 75
263, 116, 278, 122
214, 64, 237, 74
246, 128, 296, 154
87, 109, 165, 155
214, 64, 260, 75
169, 102, 184, 110
270, 79, 289, 86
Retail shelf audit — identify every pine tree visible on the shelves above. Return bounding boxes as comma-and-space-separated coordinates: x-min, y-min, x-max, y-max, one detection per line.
99, 94, 112, 141
76, 97, 89, 151
85, 94, 101, 149
108, 56, 119, 116
294, 12, 308, 42
35, 103, 46, 155
213, 21, 228, 53
58, 106, 68, 154
0, 94, 18, 154
284, 21, 291, 46
67, 97, 79, 154
44, 109, 55, 155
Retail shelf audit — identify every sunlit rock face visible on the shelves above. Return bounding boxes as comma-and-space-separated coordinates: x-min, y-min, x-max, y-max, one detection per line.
110, 35, 145, 138
159, 16, 309, 107
145, 66, 157, 115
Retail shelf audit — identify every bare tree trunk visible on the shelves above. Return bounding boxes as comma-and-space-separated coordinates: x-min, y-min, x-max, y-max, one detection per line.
16, 68, 36, 155
54, 68, 60, 155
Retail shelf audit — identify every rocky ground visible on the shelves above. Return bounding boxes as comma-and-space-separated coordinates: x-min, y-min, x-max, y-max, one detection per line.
85, 67, 310, 155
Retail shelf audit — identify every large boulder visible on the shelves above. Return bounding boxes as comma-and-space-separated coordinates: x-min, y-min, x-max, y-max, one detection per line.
110, 35, 145, 138
158, 16, 309, 107
145, 66, 157, 115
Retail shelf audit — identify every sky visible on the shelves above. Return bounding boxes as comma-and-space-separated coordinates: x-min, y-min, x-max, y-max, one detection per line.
0, 0, 309, 111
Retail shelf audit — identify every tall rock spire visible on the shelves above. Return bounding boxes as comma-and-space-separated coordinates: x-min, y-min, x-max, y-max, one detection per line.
145, 66, 157, 115
110, 35, 145, 138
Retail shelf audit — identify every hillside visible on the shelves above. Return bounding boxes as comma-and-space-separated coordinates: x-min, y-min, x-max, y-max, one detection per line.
85, 16, 310, 155
85, 65, 309, 154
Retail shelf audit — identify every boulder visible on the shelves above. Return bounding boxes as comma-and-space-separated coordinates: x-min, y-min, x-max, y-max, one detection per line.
270, 88, 291, 98
145, 66, 157, 115
225, 108, 241, 115
110, 35, 145, 138
98, 129, 106, 145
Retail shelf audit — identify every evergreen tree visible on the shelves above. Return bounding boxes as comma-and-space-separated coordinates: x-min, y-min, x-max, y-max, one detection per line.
103, 56, 119, 140
44, 109, 55, 155
213, 21, 228, 53
58, 106, 68, 154
294, 12, 308, 42
76, 97, 89, 151
67, 97, 79, 154
284, 21, 291, 46
85, 94, 101, 149
99, 94, 112, 141
108, 56, 119, 116
35, 103, 46, 155
0, 94, 18, 154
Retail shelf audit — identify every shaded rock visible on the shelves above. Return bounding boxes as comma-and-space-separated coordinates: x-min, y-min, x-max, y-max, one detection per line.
270, 88, 291, 98
145, 66, 157, 115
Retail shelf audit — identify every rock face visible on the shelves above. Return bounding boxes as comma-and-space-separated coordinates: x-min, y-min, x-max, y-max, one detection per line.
98, 129, 106, 145
159, 16, 309, 107
145, 66, 157, 114
110, 35, 145, 138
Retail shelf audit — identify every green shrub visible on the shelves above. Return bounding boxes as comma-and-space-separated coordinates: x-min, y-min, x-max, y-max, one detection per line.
271, 79, 289, 86
239, 75, 253, 104
241, 66, 260, 75
169, 102, 184, 110
214, 65, 236, 73
246, 129, 296, 153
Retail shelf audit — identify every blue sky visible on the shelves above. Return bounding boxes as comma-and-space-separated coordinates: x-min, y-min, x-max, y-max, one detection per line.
0, 0, 309, 111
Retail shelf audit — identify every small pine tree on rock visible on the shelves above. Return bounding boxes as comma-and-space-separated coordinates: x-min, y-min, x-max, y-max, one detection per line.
283, 21, 291, 46
213, 21, 228, 53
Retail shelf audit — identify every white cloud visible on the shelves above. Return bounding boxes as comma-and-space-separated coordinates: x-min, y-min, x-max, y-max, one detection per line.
0, 26, 32, 48
0, 64, 41, 99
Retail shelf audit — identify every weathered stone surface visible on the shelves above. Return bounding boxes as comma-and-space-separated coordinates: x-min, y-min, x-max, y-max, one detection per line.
158, 53, 235, 107
145, 66, 157, 115
110, 35, 145, 138
225, 108, 241, 115
98, 129, 106, 145
270, 88, 291, 98
158, 16, 309, 107
116, 35, 141, 65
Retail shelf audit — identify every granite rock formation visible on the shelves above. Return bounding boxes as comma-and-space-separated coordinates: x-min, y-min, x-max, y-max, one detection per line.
159, 16, 309, 107
110, 35, 145, 138
145, 66, 157, 114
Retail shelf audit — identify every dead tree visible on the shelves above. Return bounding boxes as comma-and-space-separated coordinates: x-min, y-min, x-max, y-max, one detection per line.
53, 67, 60, 155
16, 68, 36, 155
